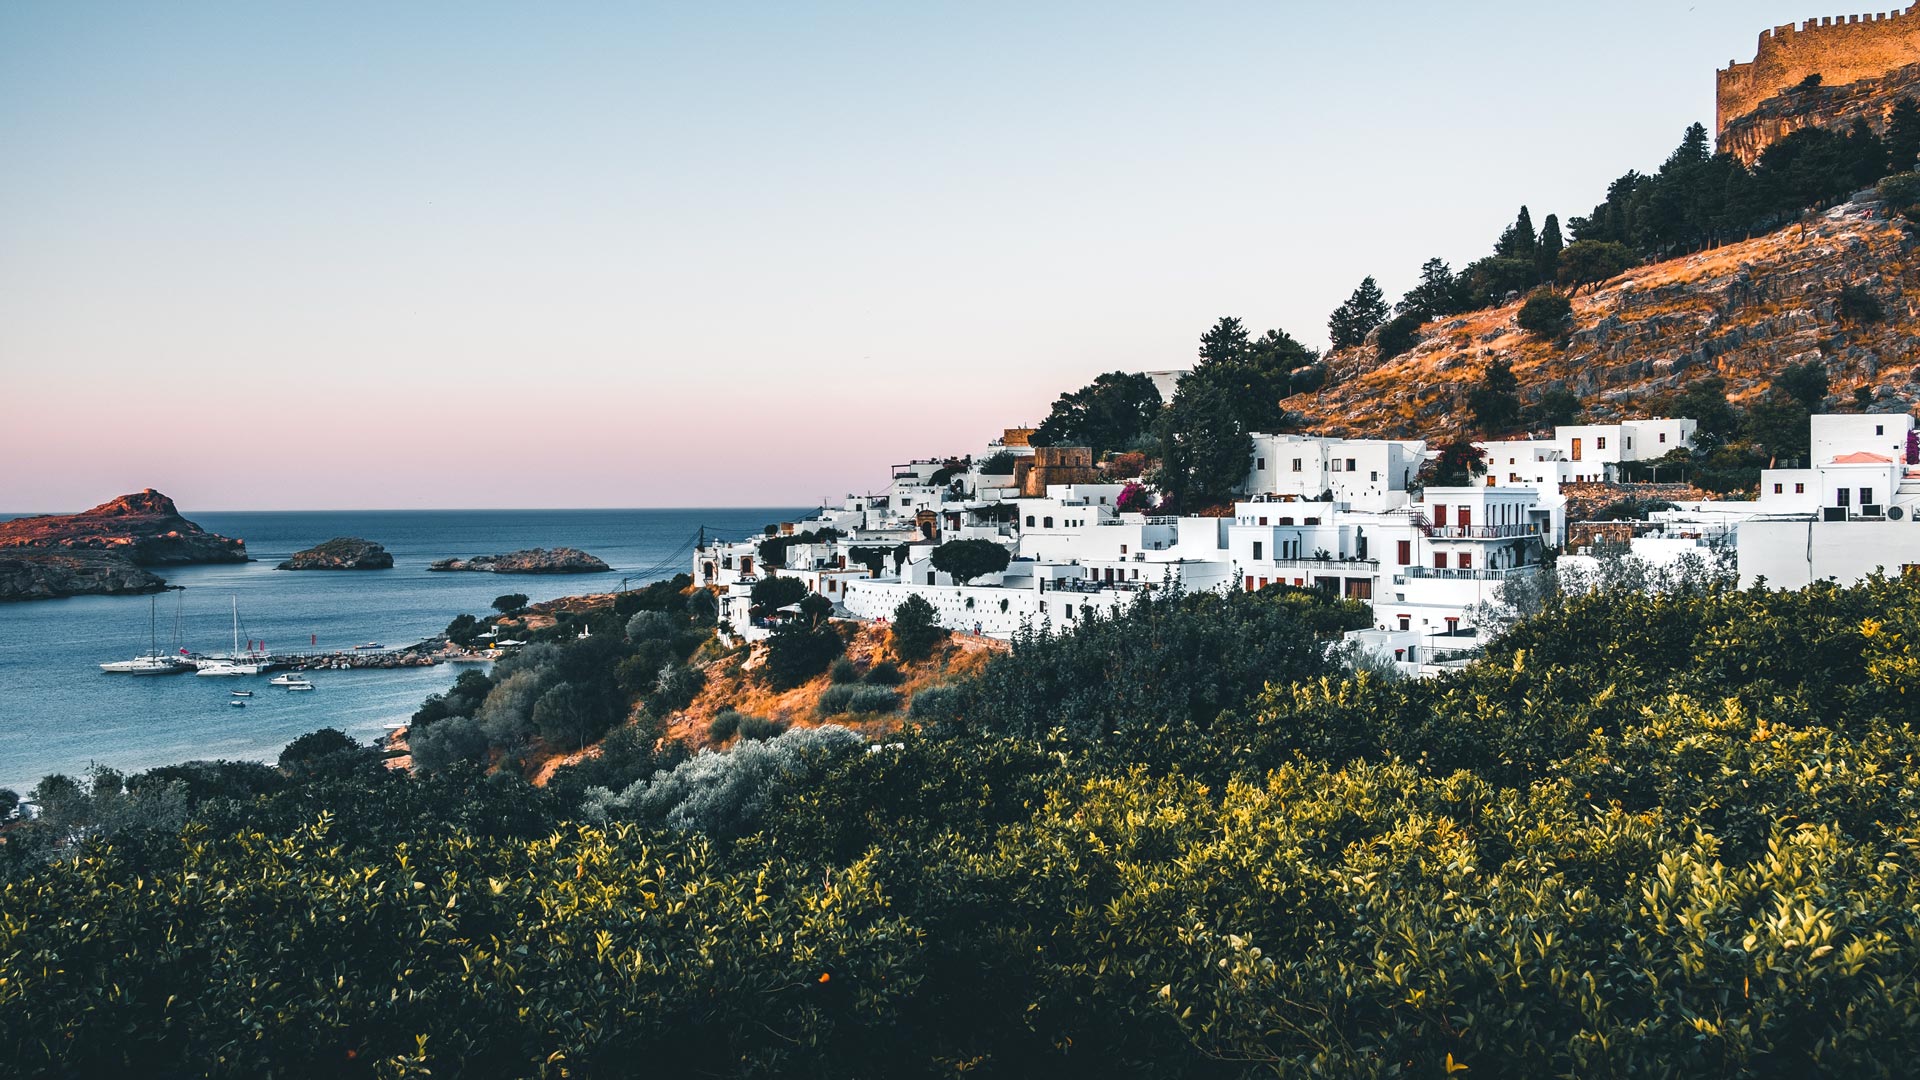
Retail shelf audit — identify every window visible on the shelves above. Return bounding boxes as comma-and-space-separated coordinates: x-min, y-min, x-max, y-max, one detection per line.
1025, 515, 1035, 527
1597, 436, 1608, 450
1246, 575, 1256, 591
1256, 457, 1266, 470
1434, 553, 1448, 569
1043, 517, 1053, 528
1878, 424, 1886, 436
1258, 517, 1267, 526
1432, 505, 1447, 527
1397, 540, 1411, 565
1291, 458, 1303, 472
1862, 487, 1875, 505
1330, 460, 1344, 473
1796, 483, 1805, 494
1659, 433, 1667, 444
1371, 471, 1379, 481
1774, 483, 1784, 494
1120, 544, 1128, 554
1398, 615, 1410, 631
1252, 541, 1264, 560
1346, 458, 1357, 471
1838, 489, 1851, 507
1457, 507, 1471, 530
1458, 552, 1472, 570
1626, 437, 1633, 450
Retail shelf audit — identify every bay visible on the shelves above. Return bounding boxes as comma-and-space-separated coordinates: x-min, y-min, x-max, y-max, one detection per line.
0, 507, 795, 794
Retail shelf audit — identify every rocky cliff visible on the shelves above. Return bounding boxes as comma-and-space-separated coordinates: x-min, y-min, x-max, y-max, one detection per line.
278, 537, 394, 571
1720, 61, 1920, 164
1287, 196, 1920, 442
0, 489, 247, 566
427, 548, 610, 574
0, 490, 247, 601
0, 552, 167, 602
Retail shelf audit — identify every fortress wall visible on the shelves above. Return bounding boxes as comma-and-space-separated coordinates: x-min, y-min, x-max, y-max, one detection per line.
1718, 8, 1920, 137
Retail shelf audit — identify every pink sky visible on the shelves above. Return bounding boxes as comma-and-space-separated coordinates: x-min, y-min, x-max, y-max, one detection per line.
0, 2, 1798, 510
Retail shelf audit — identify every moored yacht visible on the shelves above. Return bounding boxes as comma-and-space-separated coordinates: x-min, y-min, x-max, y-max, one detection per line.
100, 596, 192, 675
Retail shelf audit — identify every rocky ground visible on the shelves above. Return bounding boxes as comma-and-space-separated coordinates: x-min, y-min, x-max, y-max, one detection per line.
277, 537, 394, 570
1290, 196, 1920, 442
427, 547, 610, 574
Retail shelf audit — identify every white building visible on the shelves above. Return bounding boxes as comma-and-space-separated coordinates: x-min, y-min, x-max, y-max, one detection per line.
1738, 413, 1920, 588
1244, 434, 1426, 511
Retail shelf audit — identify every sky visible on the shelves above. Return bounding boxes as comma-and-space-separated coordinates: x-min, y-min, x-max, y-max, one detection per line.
0, 1, 1835, 510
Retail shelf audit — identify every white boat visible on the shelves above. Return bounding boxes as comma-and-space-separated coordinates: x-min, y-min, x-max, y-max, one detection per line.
268, 673, 306, 686
353, 641, 382, 651
196, 597, 268, 675
101, 596, 191, 675
231, 690, 253, 697
228, 699, 246, 708
285, 681, 315, 692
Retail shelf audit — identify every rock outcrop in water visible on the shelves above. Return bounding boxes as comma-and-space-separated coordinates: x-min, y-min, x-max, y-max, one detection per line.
0, 552, 167, 602
427, 547, 610, 574
277, 537, 394, 571
0, 490, 247, 601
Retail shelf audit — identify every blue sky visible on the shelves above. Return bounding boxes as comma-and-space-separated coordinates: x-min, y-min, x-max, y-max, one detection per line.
0, 2, 1831, 508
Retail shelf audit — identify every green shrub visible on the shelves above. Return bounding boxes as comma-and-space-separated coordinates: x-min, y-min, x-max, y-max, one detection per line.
846, 686, 900, 714
708, 709, 743, 743
817, 684, 860, 716
828, 658, 860, 684
736, 716, 787, 741
863, 660, 904, 686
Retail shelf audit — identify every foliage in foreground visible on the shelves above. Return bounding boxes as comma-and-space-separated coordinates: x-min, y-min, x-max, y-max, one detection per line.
8, 579, 1920, 1076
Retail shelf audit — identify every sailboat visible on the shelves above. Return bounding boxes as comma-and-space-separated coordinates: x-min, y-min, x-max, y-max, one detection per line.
101, 596, 191, 675
196, 596, 268, 676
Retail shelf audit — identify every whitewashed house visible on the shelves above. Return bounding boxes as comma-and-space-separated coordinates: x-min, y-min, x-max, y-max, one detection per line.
1738, 413, 1920, 588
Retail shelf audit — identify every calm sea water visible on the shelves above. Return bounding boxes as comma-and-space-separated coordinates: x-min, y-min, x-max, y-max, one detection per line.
0, 508, 795, 795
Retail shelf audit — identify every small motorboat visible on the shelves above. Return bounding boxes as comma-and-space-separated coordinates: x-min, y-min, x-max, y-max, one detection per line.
228, 699, 246, 708
230, 690, 253, 698
353, 642, 382, 650
284, 679, 315, 692
269, 673, 305, 686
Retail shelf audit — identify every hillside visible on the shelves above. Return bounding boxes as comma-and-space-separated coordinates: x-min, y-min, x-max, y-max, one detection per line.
1290, 197, 1918, 441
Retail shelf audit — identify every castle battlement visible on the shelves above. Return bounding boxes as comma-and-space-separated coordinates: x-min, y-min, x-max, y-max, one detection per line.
1718, 6, 1920, 139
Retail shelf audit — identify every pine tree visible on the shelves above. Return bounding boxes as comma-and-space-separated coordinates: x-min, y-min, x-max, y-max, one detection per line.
1398, 258, 1461, 318
1327, 277, 1389, 350
1466, 358, 1523, 434
1197, 316, 1251, 367
1887, 98, 1920, 174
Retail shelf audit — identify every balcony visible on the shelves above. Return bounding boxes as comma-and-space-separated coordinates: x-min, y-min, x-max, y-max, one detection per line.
1265, 557, 1379, 570
1400, 564, 1539, 582
1422, 524, 1540, 539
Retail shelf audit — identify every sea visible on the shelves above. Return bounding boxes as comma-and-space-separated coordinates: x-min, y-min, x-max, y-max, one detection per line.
0, 508, 797, 796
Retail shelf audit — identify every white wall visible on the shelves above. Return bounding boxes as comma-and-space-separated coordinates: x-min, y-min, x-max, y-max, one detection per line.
1739, 517, 1920, 588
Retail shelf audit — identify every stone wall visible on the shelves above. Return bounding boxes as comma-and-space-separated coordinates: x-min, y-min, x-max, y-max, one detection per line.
1012, 445, 1101, 497
1718, 7, 1920, 160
